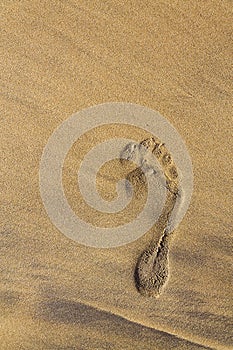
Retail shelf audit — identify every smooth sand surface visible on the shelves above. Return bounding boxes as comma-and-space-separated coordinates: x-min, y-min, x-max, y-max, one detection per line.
1, 1, 232, 349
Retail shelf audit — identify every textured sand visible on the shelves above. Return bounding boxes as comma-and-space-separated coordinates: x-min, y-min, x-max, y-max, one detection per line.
1, 1, 232, 349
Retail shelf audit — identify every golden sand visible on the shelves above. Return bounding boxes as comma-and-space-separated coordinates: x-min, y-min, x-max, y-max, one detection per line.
1, 1, 232, 349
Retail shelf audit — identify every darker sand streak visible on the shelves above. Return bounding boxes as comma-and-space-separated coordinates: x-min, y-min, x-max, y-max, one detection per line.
36, 297, 216, 350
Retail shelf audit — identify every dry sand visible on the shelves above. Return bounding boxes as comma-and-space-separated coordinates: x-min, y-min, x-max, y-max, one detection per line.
1, 1, 232, 349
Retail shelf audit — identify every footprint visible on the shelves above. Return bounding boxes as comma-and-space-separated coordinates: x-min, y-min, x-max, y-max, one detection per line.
122, 137, 180, 297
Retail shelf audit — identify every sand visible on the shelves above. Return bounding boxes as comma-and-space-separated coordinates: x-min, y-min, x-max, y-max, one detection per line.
1, 1, 232, 349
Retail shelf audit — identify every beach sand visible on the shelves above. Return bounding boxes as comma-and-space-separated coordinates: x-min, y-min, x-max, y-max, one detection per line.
1, 1, 232, 349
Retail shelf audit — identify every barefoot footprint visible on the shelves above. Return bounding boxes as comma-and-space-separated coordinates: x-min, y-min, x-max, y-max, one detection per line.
121, 137, 180, 297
